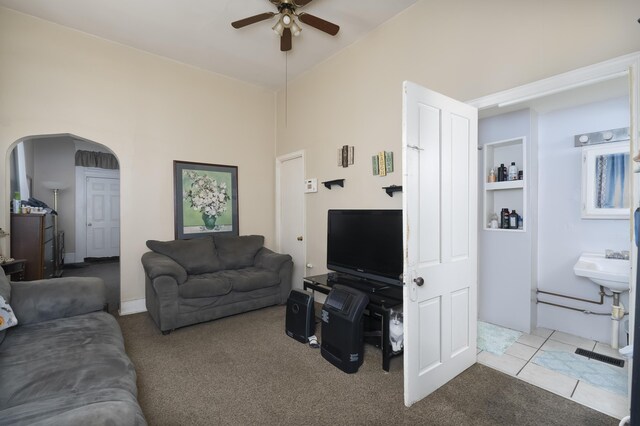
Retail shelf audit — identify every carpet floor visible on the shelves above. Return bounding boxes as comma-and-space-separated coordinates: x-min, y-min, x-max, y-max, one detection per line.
118, 306, 617, 426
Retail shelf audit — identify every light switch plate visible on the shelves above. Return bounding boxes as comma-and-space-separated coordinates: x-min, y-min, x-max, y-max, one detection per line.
304, 178, 317, 193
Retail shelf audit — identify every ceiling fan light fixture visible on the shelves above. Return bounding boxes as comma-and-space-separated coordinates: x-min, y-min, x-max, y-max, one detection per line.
272, 19, 285, 36
232, 0, 340, 52
290, 20, 302, 37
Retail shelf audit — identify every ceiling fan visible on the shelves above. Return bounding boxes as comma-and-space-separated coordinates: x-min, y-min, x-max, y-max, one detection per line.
231, 0, 340, 52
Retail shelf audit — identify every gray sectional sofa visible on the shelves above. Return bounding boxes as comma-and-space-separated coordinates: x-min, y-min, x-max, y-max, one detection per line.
142, 235, 293, 334
0, 269, 146, 425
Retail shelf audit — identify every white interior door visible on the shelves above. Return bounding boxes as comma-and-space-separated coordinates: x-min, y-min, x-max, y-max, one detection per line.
278, 154, 305, 290
402, 81, 478, 406
86, 177, 120, 258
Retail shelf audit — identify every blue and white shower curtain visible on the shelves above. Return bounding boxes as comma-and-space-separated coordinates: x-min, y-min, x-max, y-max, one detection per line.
595, 152, 629, 209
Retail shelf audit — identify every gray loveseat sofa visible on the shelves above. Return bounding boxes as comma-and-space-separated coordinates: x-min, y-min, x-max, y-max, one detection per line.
142, 235, 292, 334
0, 269, 146, 425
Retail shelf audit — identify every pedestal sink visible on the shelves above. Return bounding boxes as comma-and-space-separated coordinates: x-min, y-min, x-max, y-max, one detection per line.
573, 252, 630, 349
573, 252, 630, 293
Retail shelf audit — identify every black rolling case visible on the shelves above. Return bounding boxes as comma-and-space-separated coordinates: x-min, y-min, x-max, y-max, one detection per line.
320, 284, 369, 373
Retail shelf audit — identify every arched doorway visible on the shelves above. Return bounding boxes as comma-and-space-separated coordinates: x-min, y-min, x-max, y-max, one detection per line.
7, 133, 121, 313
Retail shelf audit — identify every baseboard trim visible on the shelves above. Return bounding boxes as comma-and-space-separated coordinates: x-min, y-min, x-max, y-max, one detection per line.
119, 298, 147, 316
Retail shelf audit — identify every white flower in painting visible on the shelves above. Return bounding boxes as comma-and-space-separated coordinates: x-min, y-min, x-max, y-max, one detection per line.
183, 171, 231, 219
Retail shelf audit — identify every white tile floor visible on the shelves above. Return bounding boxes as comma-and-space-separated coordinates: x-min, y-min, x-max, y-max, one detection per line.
477, 326, 630, 420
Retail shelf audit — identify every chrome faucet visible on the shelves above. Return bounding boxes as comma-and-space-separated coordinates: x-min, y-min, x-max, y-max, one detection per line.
605, 249, 629, 260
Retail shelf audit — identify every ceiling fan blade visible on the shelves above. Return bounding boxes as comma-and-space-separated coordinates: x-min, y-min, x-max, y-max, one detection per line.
293, 0, 314, 6
281, 28, 292, 51
231, 12, 276, 29
298, 13, 339, 36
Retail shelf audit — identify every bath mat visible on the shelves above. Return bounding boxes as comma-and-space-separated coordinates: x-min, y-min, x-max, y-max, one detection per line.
477, 321, 522, 355
533, 351, 628, 396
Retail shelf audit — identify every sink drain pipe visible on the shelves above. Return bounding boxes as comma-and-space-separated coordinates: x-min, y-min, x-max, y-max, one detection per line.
611, 292, 626, 350
535, 287, 626, 317
536, 287, 627, 349
536, 286, 609, 305
536, 286, 609, 314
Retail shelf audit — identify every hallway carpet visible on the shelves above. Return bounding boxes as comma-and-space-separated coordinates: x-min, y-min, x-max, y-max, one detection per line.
118, 306, 616, 426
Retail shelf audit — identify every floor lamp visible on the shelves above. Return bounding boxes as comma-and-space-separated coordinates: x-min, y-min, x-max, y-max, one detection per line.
42, 181, 67, 278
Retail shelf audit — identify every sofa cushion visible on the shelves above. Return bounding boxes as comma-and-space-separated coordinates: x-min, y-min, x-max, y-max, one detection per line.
213, 235, 264, 269
146, 237, 222, 274
0, 389, 146, 426
179, 274, 232, 299
218, 267, 280, 292
0, 311, 143, 423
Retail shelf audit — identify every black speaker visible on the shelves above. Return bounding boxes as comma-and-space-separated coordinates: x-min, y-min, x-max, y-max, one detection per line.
286, 289, 315, 343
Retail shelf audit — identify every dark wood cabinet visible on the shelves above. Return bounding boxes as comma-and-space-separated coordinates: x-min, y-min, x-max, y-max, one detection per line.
0, 259, 26, 281
10, 214, 54, 281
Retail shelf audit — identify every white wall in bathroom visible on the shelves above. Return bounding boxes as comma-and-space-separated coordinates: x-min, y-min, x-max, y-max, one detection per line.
479, 108, 537, 333
537, 96, 630, 344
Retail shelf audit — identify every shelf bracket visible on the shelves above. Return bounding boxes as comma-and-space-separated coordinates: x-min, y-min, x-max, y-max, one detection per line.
383, 185, 403, 197
322, 179, 345, 190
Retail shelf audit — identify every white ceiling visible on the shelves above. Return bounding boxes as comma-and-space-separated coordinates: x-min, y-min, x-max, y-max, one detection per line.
0, 0, 418, 88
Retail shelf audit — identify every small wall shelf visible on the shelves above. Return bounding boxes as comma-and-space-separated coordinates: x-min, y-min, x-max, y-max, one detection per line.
322, 179, 345, 190
484, 228, 525, 233
383, 185, 403, 197
485, 180, 524, 191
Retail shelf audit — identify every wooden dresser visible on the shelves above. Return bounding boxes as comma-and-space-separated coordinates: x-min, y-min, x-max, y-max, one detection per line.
10, 213, 54, 281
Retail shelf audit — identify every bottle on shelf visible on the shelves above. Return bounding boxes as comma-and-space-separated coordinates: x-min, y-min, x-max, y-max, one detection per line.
497, 164, 505, 182
12, 192, 20, 214
509, 210, 518, 228
489, 213, 499, 229
488, 168, 496, 183
518, 170, 523, 180
500, 208, 510, 229
508, 162, 518, 181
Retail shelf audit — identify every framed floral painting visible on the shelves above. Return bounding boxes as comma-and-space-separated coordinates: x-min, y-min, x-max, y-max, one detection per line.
174, 161, 239, 239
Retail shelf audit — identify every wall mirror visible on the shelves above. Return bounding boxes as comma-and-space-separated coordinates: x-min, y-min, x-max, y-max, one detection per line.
581, 141, 630, 219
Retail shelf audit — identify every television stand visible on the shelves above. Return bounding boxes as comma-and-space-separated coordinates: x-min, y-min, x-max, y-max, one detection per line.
327, 272, 391, 293
303, 273, 403, 372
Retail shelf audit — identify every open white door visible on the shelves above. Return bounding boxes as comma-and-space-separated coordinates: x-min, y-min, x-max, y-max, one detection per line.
402, 81, 478, 406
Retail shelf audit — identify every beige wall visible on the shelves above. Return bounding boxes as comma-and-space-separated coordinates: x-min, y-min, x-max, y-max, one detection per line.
0, 8, 276, 303
276, 0, 640, 276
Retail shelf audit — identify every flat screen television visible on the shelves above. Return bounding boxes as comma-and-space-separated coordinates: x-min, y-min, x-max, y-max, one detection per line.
327, 209, 403, 287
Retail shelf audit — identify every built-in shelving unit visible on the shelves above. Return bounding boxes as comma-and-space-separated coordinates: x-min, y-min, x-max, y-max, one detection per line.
483, 137, 526, 232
